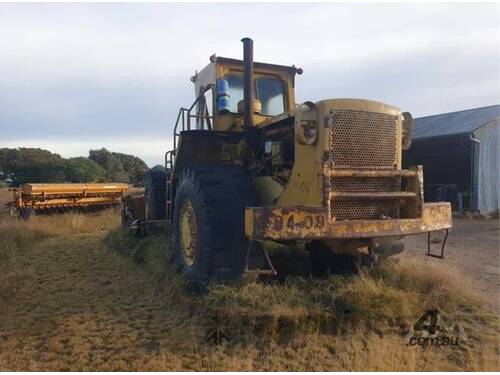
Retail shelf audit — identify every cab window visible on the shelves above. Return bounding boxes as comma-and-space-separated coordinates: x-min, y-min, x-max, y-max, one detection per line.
255, 77, 285, 116
225, 75, 244, 114
223, 74, 286, 116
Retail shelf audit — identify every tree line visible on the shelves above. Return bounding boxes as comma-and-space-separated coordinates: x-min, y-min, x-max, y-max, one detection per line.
0, 147, 151, 186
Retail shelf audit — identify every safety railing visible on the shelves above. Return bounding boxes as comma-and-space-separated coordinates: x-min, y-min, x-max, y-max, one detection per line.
172, 84, 214, 151
166, 84, 214, 221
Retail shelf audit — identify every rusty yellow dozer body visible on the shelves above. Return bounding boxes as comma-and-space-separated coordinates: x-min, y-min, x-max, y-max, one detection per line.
127, 38, 452, 282
9, 183, 128, 219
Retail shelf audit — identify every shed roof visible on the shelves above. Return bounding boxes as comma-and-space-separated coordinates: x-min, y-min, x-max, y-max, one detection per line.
413, 104, 500, 140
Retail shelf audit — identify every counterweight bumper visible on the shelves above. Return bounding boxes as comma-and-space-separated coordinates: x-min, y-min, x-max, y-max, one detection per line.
245, 202, 452, 240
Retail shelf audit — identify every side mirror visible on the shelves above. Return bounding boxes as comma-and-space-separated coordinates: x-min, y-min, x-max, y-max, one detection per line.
216, 79, 230, 114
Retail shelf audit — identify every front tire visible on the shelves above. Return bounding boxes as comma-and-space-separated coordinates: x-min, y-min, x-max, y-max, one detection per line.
173, 165, 257, 284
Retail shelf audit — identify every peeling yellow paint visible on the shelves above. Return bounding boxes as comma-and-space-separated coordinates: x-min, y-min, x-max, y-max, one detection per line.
246, 202, 452, 240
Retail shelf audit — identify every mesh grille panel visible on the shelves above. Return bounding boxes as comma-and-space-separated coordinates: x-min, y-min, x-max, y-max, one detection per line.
330, 177, 399, 193
330, 200, 397, 220
328, 110, 399, 220
329, 110, 397, 168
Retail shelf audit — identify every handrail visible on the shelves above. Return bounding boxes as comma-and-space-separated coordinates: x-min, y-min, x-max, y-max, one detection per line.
167, 85, 214, 223
172, 84, 214, 151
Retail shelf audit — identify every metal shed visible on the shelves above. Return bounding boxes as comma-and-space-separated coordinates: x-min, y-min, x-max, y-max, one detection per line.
404, 104, 499, 213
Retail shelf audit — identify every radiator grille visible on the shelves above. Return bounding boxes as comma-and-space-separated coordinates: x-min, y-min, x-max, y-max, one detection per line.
329, 110, 397, 168
330, 200, 397, 220
328, 110, 399, 220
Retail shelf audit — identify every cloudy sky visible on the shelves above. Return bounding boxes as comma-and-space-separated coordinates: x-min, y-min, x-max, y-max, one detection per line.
1, 2, 499, 166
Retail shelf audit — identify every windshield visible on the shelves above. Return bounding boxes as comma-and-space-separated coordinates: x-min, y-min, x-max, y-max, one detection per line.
223, 74, 286, 116
225, 75, 244, 114
255, 77, 285, 116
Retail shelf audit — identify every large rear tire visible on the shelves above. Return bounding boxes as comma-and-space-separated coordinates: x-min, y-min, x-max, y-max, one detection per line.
172, 165, 257, 284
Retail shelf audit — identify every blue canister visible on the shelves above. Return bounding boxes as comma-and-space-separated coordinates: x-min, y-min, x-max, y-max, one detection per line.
216, 79, 230, 114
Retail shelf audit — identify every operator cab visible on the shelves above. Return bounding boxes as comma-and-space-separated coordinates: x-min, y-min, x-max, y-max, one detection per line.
190, 56, 301, 131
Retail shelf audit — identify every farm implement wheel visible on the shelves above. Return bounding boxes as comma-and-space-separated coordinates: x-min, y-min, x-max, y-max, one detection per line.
20, 207, 34, 221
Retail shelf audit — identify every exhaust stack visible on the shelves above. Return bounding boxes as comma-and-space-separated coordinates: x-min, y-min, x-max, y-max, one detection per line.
241, 37, 254, 127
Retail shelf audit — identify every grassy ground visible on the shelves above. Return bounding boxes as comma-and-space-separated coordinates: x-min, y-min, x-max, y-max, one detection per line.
0, 210, 498, 371
0, 188, 12, 214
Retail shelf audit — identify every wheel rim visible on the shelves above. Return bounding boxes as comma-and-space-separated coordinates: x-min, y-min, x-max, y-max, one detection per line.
179, 199, 198, 266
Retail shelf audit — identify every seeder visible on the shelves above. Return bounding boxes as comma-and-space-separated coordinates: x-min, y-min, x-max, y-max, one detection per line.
7, 183, 128, 219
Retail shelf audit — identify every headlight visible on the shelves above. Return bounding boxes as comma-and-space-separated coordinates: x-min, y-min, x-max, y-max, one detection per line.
295, 102, 318, 145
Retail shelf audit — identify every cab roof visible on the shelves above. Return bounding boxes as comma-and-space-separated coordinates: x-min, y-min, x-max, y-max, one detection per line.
214, 56, 301, 76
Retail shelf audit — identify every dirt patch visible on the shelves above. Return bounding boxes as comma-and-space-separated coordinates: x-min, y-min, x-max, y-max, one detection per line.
403, 218, 500, 311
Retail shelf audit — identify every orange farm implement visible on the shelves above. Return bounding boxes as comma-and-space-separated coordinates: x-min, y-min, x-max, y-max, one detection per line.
7, 183, 128, 219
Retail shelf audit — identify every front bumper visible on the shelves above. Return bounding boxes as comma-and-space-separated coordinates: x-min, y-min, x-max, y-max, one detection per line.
245, 202, 452, 240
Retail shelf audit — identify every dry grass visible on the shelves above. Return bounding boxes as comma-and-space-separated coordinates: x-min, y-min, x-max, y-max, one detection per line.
0, 187, 12, 214
1, 209, 120, 236
125, 185, 145, 197
0, 187, 11, 201
0, 212, 498, 371
0, 209, 120, 308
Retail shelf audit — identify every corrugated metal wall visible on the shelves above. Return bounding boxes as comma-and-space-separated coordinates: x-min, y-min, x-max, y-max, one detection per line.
474, 118, 500, 213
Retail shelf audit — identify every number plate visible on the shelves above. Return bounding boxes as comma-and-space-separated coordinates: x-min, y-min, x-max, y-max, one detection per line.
270, 211, 326, 232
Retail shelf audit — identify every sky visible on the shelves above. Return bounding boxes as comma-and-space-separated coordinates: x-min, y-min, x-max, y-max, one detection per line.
1, 2, 499, 166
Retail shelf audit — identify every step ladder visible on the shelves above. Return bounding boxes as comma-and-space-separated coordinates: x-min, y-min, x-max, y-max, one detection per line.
165, 150, 175, 221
